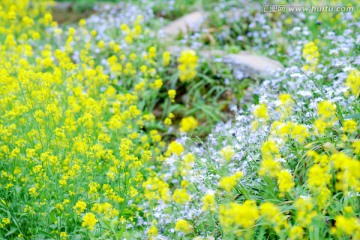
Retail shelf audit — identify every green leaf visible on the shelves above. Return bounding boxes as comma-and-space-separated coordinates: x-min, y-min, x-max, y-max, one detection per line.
5, 227, 17, 237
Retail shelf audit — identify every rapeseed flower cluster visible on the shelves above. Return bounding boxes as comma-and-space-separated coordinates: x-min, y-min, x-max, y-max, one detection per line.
202, 193, 216, 212
259, 139, 295, 195
219, 171, 243, 192
346, 69, 360, 97
179, 116, 199, 133
259, 202, 289, 234
220, 146, 235, 161
219, 200, 259, 235
0, 0, 202, 238
177, 50, 198, 82
302, 41, 320, 71
314, 100, 338, 134
172, 188, 191, 204
82, 213, 98, 230
175, 219, 193, 234
166, 141, 185, 156
168, 89, 176, 102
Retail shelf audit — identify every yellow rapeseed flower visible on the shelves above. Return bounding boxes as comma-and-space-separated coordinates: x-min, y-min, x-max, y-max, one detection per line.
172, 188, 191, 204
345, 70, 360, 97
163, 51, 171, 66
179, 116, 198, 132
175, 219, 193, 234
74, 200, 86, 214
302, 42, 319, 71
82, 213, 98, 231
148, 224, 158, 239
168, 89, 176, 102
254, 103, 270, 121
276, 170, 295, 194
202, 193, 216, 212
167, 141, 184, 156
335, 215, 360, 236
220, 146, 235, 161
177, 50, 198, 82
219, 171, 243, 192
343, 119, 358, 133
219, 200, 259, 230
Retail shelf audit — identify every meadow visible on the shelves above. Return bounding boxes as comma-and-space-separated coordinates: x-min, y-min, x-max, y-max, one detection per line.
0, 0, 359, 239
